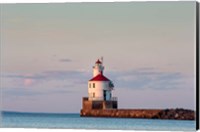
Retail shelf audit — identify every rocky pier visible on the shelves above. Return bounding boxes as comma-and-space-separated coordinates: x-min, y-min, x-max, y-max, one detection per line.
80, 108, 195, 120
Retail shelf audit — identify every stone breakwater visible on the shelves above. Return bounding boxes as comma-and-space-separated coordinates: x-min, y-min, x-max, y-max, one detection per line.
80, 108, 195, 120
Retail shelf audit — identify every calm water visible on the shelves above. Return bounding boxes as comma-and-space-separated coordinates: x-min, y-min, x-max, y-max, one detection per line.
1, 111, 196, 131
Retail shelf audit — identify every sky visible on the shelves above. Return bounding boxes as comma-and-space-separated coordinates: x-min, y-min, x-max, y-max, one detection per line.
0, 2, 197, 113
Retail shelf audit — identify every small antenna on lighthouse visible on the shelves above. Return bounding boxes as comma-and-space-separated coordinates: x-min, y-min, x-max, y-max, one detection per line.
101, 56, 103, 64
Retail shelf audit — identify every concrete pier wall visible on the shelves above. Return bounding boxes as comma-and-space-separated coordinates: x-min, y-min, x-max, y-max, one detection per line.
82, 97, 117, 110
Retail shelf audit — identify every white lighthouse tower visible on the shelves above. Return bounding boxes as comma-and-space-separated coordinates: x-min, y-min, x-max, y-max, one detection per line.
92, 59, 104, 77
81, 58, 118, 111
88, 59, 114, 101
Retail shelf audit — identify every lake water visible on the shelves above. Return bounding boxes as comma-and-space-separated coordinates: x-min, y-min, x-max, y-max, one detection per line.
1, 111, 196, 131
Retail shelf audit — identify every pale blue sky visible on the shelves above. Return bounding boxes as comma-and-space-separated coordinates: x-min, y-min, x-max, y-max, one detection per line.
1, 2, 196, 113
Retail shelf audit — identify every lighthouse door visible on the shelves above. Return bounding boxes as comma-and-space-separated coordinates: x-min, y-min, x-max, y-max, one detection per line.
103, 90, 106, 100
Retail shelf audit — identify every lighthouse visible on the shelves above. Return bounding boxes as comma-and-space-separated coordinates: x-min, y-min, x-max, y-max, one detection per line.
88, 59, 114, 101
81, 58, 118, 111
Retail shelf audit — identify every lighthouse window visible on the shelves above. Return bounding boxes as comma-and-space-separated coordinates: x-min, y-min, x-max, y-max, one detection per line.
93, 83, 95, 88
89, 83, 91, 88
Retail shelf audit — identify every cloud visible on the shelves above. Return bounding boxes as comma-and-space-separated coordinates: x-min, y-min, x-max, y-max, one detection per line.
59, 59, 72, 62
2, 69, 89, 90
2, 87, 43, 97
24, 78, 34, 86
1, 70, 90, 96
2, 86, 78, 97
1, 67, 191, 96
2, 70, 90, 81
107, 68, 187, 90
1, 67, 194, 112
2, 73, 45, 79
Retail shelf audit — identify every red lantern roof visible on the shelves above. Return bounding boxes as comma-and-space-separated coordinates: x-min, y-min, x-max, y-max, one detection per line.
89, 74, 110, 81
95, 59, 102, 64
